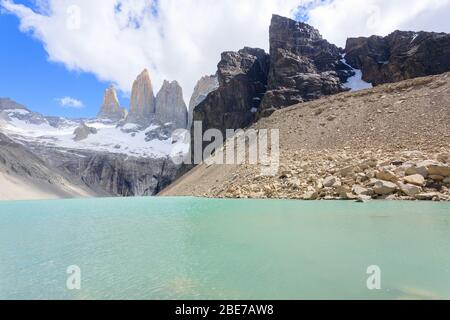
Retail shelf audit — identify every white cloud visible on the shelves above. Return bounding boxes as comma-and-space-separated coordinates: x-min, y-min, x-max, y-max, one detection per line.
56, 96, 84, 108
0, 0, 303, 104
2, 0, 450, 105
307, 0, 450, 47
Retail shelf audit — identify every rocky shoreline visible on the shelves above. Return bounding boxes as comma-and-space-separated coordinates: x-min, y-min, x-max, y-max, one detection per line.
221, 149, 450, 202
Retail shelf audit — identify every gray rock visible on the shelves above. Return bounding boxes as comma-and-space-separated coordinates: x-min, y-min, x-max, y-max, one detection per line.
415, 193, 440, 201
404, 174, 425, 186
73, 122, 98, 141
97, 86, 127, 121
352, 185, 373, 196
155, 80, 188, 129
427, 164, 450, 177
303, 190, 318, 200
126, 69, 156, 124
376, 169, 399, 182
323, 176, 338, 188
405, 165, 429, 178
373, 180, 398, 195
399, 183, 422, 196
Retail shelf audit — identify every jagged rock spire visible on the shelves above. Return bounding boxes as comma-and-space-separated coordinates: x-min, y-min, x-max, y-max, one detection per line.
126, 69, 156, 124
155, 80, 188, 129
97, 85, 126, 121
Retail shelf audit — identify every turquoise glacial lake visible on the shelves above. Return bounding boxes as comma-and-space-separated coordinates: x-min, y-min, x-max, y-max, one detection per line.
0, 197, 449, 300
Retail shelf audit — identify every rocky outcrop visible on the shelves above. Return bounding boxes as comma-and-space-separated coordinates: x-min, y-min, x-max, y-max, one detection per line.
126, 69, 156, 124
258, 15, 352, 117
192, 47, 270, 150
155, 80, 188, 129
345, 30, 450, 85
73, 122, 98, 141
97, 86, 126, 121
188, 75, 219, 128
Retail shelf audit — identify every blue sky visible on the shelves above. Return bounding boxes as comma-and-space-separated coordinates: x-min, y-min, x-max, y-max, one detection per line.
0, 1, 129, 118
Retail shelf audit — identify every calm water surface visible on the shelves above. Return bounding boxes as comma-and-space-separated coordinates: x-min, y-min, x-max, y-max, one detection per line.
0, 197, 449, 300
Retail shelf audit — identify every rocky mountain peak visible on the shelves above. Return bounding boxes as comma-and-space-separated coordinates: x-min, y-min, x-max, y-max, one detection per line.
0, 97, 28, 111
218, 47, 270, 86
97, 86, 126, 121
188, 75, 219, 129
191, 47, 270, 155
127, 68, 156, 124
258, 15, 352, 117
155, 80, 188, 129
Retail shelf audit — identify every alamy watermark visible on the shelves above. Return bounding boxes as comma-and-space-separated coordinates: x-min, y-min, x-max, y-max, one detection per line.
66, 265, 81, 290
170, 121, 280, 176
66, 5, 81, 30
366, 265, 381, 290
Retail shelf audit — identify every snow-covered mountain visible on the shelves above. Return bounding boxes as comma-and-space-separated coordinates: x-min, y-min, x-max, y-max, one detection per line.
0, 69, 191, 199
1, 107, 188, 159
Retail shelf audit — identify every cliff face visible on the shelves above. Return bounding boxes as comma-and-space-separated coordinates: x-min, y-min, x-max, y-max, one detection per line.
127, 69, 156, 124
25, 146, 183, 197
188, 75, 219, 129
345, 30, 450, 85
192, 47, 270, 148
97, 86, 126, 121
155, 80, 188, 129
258, 15, 352, 117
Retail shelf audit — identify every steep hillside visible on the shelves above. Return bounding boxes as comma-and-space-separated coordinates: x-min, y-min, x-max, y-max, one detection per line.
0, 133, 97, 200
161, 72, 450, 201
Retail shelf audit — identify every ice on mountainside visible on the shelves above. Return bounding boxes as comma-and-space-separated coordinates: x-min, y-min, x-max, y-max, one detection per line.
341, 56, 373, 91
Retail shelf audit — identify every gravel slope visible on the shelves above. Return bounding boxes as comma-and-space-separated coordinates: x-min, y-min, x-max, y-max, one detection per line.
161, 72, 450, 201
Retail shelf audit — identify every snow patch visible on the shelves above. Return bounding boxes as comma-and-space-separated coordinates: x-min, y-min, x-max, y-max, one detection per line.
341, 57, 373, 91
4, 109, 30, 115
2, 114, 189, 159
122, 123, 139, 130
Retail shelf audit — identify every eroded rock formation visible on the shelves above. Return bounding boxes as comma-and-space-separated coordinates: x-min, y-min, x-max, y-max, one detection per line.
258, 14, 352, 117
155, 80, 188, 129
126, 69, 156, 124
97, 86, 126, 121
192, 47, 270, 148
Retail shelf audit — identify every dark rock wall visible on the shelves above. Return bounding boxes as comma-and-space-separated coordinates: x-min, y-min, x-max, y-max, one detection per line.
192, 47, 270, 151
345, 30, 450, 85
258, 15, 352, 117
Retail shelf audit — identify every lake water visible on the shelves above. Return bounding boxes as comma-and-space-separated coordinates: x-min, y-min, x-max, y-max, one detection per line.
0, 197, 449, 300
